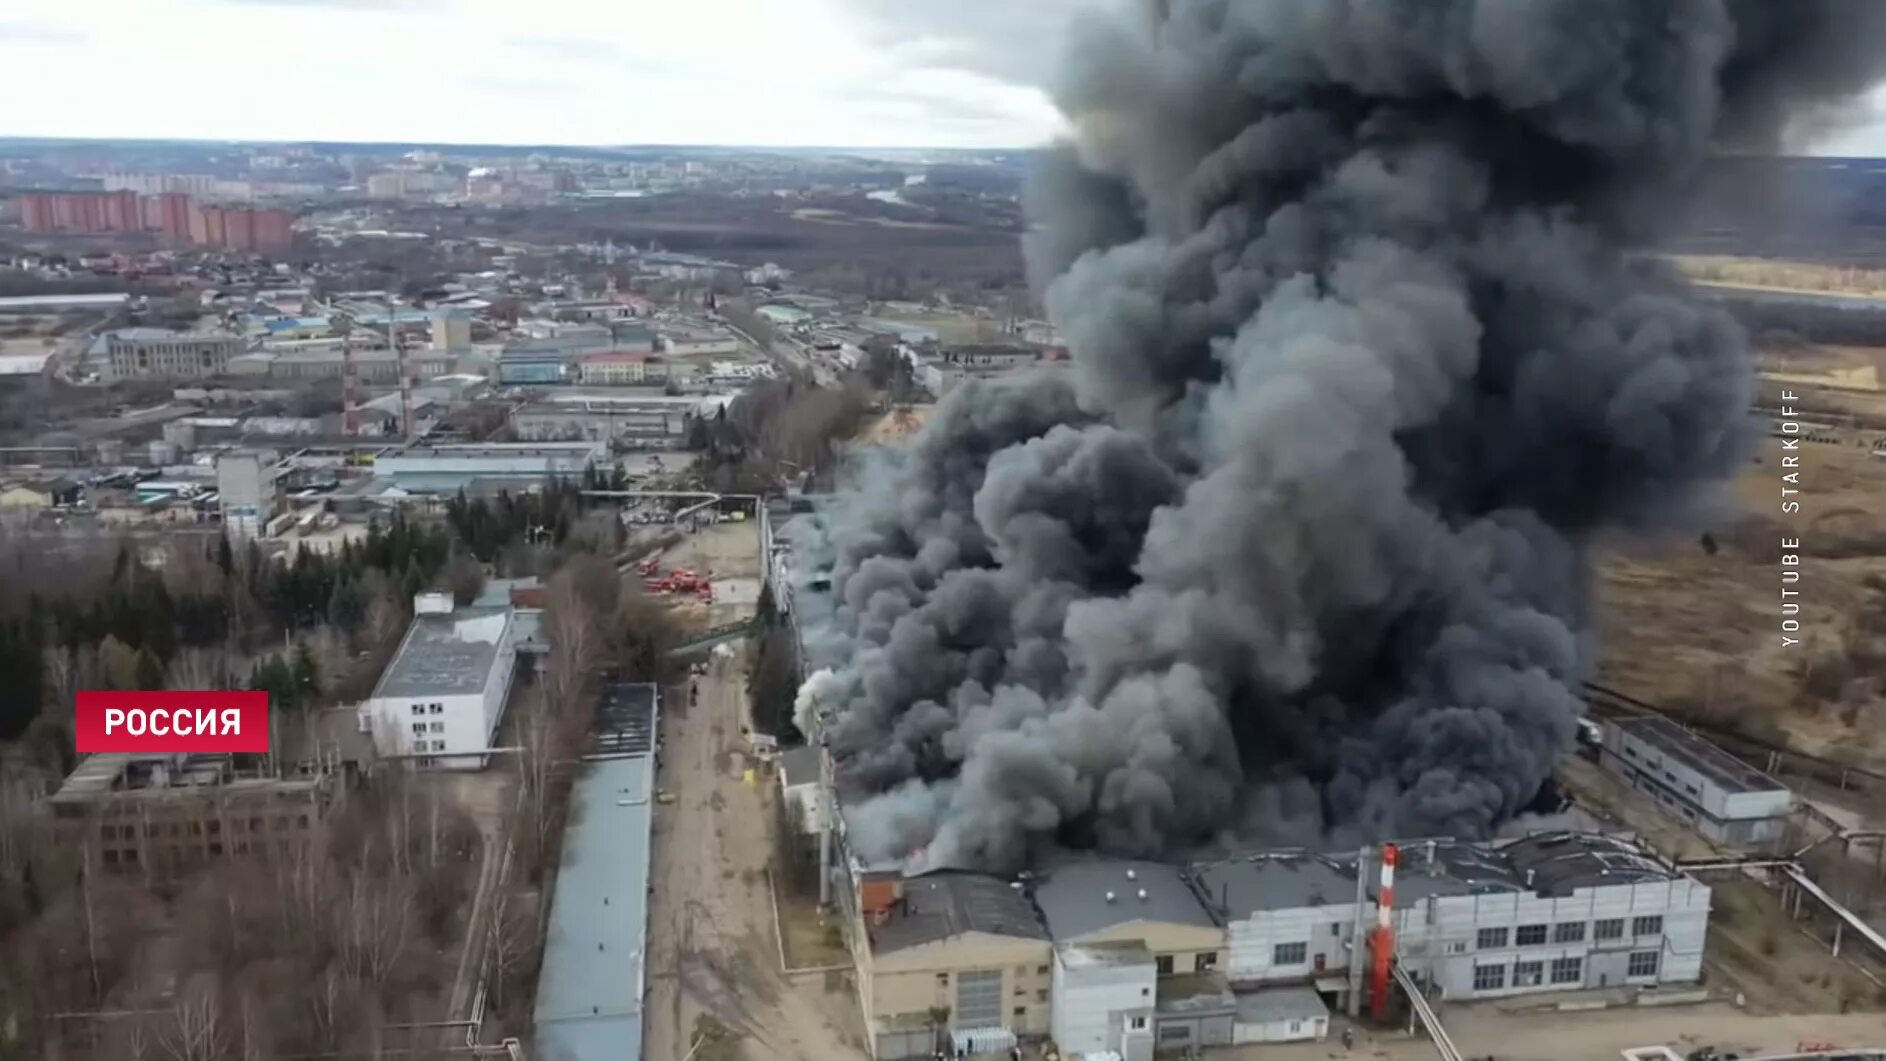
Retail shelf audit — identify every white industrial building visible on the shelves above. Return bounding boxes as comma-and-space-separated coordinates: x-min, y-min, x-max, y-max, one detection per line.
1598, 715, 1793, 846
509, 393, 704, 446
372, 442, 605, 490
360, 592, 520, 769
778, 745, 826, 833
1195, 832, 1709, 1008
1049, 943, 1156, 1061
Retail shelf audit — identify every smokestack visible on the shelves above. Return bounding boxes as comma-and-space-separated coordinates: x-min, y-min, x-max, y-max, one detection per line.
1370, 843, 1398, 1024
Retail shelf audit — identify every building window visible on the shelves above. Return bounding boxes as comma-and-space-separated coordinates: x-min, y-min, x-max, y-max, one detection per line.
430, 722, 444, 733
1632, 915, 1663, 937
1159, 1025, 1191, 1043
1447, 942, 1468, 954
1154, 955, 1174, 976
1273, 942, 1307, 966
1553, 922, 1586, 944
1196, 952, 1218, 972
936, 973, 949, 985
1472, 964, 1508, 991
1515, 924, 1548, 947
1550, 957, 1583, 985
1036, 989, 1048, 1002
1013, 1007, 1026, 1019
1036, 965, 1049, 976
411, 704, 424, 716
431, 702, 444, 714
1628, 950, 1660, 978
1128, 1016, 1147, 1031
1330, 922, 1342, 937
412, 723, 426, 736
1477, 927, 1509, 949
1594, 918, 1624, 941
1513, 960, 1544, 987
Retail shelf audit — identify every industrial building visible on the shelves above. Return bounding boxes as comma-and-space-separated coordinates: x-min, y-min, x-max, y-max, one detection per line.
533, 684, 659, 1061
46, 753, 338, 876
827, 826, 1711, 1059
1195, 832, 1709, 1010
852, 870, 1053, 1059
370, 441, 604, 494
779, 745, 826, 833
509, 393, 701, 446
103, 328, 247, 381
358, 592, 520, 769
1597, 715, 1794, 846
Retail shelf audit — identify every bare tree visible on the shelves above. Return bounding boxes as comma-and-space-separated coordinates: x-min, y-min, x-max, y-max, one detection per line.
158, 973, 226, 1061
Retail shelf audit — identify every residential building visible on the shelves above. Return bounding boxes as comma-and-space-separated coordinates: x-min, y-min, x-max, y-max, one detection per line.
853, 870, 1052, 1059
46, 753, 337, 877
18, 190, 143, 234
779, 745, 826, 833
359, 592, 520, 769
1196, 832, 1710, 1006
1597, 716, 1793, 846
104, 329, 246, 381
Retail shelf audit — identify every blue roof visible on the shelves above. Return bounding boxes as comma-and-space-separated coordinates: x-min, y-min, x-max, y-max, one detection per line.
265, 316, 331, 332
532, 754, 652, 1061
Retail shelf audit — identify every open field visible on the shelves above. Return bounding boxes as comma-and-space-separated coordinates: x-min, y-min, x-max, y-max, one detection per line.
1595, 351, 1886, 774
1675, 254, 1886, 299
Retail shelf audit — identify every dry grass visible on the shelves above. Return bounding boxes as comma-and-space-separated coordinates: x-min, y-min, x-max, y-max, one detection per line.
1674, 254, 1886, 298
1596, 418, 1886, 768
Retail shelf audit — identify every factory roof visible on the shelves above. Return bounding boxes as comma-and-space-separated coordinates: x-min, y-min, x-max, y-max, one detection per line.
532, 753, 651, 1061
1354, 840, 1524, 902
1499, 831, 1681, 897
1155, 973, 1236, 1016
778, 745, 821, 788
372, 605, 513, 699
1234, 985, 1328, 1024
1193, 853, 1358, 915
869, 871, 1048, 955
0, 292, 131, 312
1032, 859, 1218, 940
1609, 715, 1787, 795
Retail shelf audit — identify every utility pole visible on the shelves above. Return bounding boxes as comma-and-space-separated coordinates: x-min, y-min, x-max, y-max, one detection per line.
337, 312, 360, 437
390, 298, 414, 441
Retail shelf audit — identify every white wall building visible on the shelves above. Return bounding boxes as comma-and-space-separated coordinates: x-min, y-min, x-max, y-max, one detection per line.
360, 593, 519, 769
1598, 716, 1793, 846
1049, 943, 1156, 1061
779, 745, 826, 833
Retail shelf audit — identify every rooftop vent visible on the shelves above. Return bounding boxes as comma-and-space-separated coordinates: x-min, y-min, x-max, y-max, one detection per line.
1126, 868, 1138, 881
1137, 888, 1148, 901
1105, 891, 1117, 903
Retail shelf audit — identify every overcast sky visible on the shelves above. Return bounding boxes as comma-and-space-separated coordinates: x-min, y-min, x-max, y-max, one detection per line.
4, 0, 1886, 153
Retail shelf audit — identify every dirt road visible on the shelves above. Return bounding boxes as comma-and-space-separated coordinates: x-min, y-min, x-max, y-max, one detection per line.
644, 645, 868, 1060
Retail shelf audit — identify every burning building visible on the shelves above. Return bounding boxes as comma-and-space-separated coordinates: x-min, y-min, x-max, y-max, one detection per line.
790, 1, 1886, 874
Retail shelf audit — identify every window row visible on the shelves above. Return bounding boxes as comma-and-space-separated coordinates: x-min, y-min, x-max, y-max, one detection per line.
1481, 915, 1664, 950
1474, 950, 1658, 991
409, 702, 447, 716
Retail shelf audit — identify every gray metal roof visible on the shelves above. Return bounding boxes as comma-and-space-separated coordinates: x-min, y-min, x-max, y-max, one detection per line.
1193, 854, 1357, 916
532, 754, 651, 1061
371, 606, 512, 698
778, 746, 821, 788
591, 684, 656, 758
1032, 859, 1218, 941
1154, 973, 1235, 1016
1611, 715, 1786, 795
1500, 831, 1679, 897
1360, 841, 1524, 903
870, 871, 1048, 955
1234, 985, 1328, 1024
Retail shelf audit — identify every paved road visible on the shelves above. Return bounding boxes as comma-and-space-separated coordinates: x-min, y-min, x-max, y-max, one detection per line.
644, 646, 867, 1060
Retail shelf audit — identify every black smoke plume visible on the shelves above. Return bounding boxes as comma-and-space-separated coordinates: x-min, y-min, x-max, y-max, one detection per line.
793, 0, 1886, 872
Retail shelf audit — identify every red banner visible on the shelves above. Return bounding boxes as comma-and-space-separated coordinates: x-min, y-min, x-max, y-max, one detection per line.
75, 691, 270, 754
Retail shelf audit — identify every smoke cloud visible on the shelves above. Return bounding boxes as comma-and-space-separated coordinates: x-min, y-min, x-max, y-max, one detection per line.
793, 0, 1886, 872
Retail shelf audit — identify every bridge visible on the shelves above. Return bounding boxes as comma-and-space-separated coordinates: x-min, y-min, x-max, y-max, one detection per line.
665, 620, 754, 656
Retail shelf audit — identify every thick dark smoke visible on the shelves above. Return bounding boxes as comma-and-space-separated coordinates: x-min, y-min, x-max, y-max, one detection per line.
793, 0, 1886, 873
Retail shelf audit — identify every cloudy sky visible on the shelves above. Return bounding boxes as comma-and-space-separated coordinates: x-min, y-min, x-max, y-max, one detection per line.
3, 0, 1886, 152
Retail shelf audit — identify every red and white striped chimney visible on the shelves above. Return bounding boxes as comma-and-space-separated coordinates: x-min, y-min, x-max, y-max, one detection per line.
1369, 842, 1399, 1022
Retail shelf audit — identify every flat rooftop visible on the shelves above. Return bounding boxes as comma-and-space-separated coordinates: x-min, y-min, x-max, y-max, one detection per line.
1500, 831, 1682, 897
1033, 859, 1218, 940
1193, 853, 1358, 915
1612, 715, 1787, 795
50, 753, 327, 804
372, 606, 512, 698
532, 754, 651, 1061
